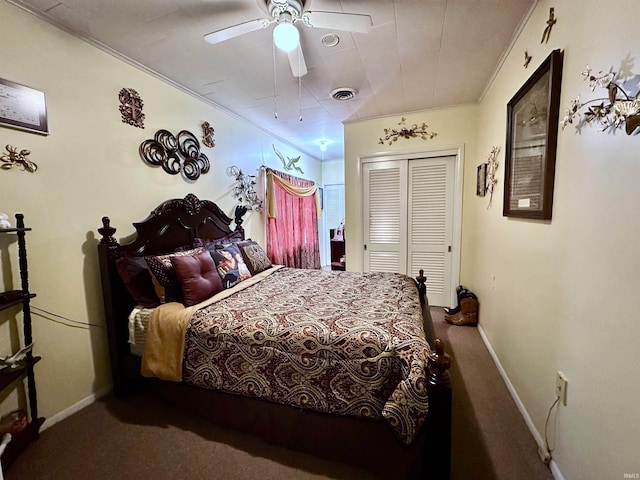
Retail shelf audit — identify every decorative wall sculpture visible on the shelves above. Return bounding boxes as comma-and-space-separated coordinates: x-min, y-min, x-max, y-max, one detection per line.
541, 7, 557, 44
1, 144, 37, 172
562, 62, 640, 135
139, 129, 210, 180
272, 144, 303, 174
485, 146, 500, 208
201, 121, 215, 148
118, 88, 145, 129
227, 166, 262, 212
378, 117, 437, 145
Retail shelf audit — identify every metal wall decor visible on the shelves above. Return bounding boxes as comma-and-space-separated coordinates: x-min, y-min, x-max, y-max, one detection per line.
1, 144, 37, 172
139, 129, 210, 180
562, 61, 640, 135
524, 50, 532, 68
272, 144, 303, 174
118, 88, 145, 128
227, 166, 262, 212
541, 7, 557, 44
378, 117, 438, 145
201, 121, 215, 148
485, 146, 500, 208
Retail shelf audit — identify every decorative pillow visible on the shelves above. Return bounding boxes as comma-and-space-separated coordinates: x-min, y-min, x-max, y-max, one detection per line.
145, 247, 205, 302
238, 240, 272, 275
210, 243, 251, 289
170, 249, 223, 306
115, 254, 160, 308
196, 230, 244, 248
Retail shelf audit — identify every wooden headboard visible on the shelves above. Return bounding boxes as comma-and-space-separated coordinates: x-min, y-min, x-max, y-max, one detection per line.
97, 193, 246, 395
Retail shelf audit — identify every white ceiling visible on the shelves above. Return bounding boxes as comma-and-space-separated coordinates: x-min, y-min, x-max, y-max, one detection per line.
11, 0, 535, 161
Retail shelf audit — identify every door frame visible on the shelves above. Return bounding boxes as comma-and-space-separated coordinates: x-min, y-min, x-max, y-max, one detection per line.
358, 145, 464, 308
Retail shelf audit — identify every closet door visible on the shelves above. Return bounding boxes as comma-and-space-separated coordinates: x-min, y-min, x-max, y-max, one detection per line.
363, 156, 455, 307
363, 160, 408, 273
407, 157, 455, 307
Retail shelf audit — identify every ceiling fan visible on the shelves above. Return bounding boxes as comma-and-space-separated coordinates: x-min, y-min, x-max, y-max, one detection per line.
204, 0, 372, 77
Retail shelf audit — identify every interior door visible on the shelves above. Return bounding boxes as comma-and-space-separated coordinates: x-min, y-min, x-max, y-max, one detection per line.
323, 184, 345, 266
363, 160, 408, 273
363, 155, 455, 307
407, 157, 455, 307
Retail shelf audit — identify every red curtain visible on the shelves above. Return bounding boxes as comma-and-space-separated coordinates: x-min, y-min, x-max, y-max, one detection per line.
266, 169, 321, 269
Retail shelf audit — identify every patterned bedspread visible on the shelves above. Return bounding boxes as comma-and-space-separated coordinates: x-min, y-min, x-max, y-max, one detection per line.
182, 267, 431, 445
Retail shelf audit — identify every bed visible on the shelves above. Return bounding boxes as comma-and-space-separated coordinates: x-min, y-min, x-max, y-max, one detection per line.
97, 193, 451, 479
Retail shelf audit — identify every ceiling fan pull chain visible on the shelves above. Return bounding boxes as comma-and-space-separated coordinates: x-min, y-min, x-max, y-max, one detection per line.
273, 39, 278, 119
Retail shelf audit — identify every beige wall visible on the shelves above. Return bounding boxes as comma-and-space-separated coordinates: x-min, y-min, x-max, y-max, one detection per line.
346, 0, 640, 478
0, 2, 320, 423
321, 159, 345, 186
344, 104, 479, 273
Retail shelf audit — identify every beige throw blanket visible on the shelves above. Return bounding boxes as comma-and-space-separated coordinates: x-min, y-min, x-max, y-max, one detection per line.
141, 266, 283, 381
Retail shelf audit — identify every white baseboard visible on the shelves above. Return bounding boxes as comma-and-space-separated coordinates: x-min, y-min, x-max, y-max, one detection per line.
477, 325, 565, 480
549, 460, 565, 480
40, 385, 112, 432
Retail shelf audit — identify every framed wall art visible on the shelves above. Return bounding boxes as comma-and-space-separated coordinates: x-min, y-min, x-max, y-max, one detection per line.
504, 49, 563, 220
476, 163, 487, 196
0, 78, 49, 135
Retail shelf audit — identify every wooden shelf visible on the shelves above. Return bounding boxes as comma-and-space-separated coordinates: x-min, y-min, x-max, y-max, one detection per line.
0, 215, 44, 471
0, 227, 31, 234
0, 357, 41, 391
0, 291, 36, 312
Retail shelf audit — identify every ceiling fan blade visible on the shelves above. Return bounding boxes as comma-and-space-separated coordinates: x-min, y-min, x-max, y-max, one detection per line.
287, 44, 308, 77
204, 19, 267, 44
303, 11, 372, 34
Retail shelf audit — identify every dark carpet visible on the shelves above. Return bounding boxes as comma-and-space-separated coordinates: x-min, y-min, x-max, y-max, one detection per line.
5, 307, 554, 479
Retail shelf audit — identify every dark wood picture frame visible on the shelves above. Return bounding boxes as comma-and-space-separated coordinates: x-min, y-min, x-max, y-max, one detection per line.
0, 78, 49, 135
476, 163, 488, 196
504, 49, 562, 220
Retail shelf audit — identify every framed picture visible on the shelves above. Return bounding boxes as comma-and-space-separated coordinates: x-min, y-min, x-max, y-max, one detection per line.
476, 163, 487, 196
504, 49, 562, 220
0, 78, 49, 135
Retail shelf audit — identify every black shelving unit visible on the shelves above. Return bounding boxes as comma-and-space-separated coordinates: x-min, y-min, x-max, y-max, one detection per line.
0, 214, 44, 470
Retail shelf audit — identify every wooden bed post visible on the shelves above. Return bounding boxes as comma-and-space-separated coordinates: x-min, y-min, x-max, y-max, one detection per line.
97, 217, 126, 395
423, 338, 452, 479
416, 269, 427, 306
98, 217, 138, 396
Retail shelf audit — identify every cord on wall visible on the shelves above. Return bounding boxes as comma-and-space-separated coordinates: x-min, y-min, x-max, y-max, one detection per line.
31, 306, 105, 329
540, 395, 561, 466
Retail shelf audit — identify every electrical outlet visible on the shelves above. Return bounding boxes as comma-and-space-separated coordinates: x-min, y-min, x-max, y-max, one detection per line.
556, 371, 568, 406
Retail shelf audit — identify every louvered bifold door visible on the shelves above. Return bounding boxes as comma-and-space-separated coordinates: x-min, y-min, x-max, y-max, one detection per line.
363, 160, 408, 273
407, 157, 454, 307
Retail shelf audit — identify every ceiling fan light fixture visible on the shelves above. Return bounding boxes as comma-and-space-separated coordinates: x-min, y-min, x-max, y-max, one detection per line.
273, 19, 299, 52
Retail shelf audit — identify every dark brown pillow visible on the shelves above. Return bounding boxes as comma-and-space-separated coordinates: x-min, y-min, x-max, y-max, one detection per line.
145, 247, 205, 302
170, 249, 223, 306
238, 240, 272, 275
115, 254, 160, 308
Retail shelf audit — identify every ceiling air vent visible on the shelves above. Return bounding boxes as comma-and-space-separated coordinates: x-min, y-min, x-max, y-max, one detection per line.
321, 33, 340, 47
330, 87, 358, 101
